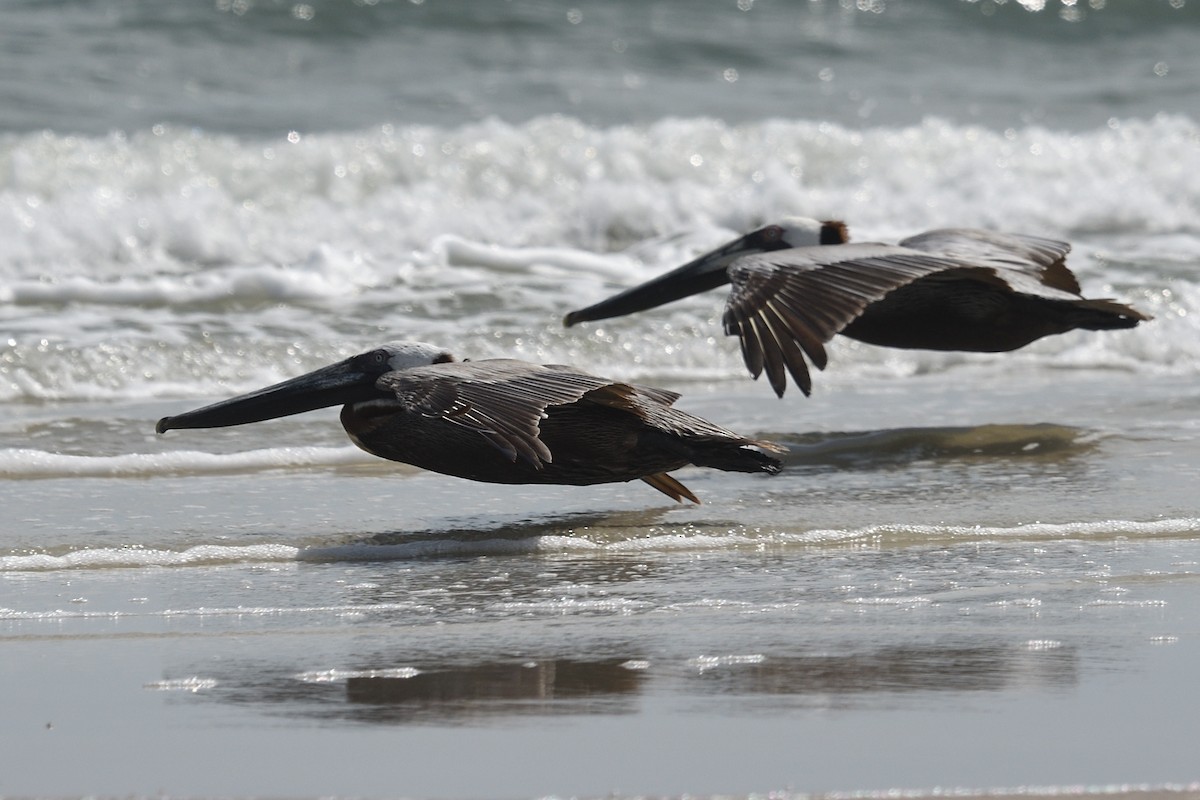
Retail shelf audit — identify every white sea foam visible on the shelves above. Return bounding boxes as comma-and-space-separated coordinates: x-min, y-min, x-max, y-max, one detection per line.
0, 598, 425, 617
6, 517, 1195, 574
2, 115, 1196, 401
143, 677, 219, 692
295, 667, 422, 683
688, 654, 767, 672
537, 517, 1200, 554
5, 116, 1197, 275
0, 445, 376, 479
0, 543, 300, 572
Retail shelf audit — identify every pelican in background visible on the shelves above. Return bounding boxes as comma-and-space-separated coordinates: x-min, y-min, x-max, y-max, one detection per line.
564, 218, 1149, 397
156, 341, 783, 504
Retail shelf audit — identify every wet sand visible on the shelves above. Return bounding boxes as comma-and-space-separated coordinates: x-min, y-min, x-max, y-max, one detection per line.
4, 529, 1200, 798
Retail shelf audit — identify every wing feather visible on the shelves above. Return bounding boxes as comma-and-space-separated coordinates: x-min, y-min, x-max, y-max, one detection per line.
900, 228, 1079, 294
379, 359, 610, 468
750, 314, 787, 398
761, 299, 818, 394
721, 244, 964, 396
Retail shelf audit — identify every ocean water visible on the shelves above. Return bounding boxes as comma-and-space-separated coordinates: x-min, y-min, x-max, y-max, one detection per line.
2, 1, 1200, 798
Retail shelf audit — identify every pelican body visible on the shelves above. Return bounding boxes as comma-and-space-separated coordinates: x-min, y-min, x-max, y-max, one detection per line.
156, 341, 782, 504
564, 218, 1149, 397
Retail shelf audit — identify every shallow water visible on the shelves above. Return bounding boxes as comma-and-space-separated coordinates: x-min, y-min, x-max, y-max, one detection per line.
4, 371, 1200, 797
5, 546, 1200, 797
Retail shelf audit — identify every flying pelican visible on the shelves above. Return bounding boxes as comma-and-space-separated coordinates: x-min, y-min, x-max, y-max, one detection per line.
564, 217, 1149, 397
155, 341, 783, 504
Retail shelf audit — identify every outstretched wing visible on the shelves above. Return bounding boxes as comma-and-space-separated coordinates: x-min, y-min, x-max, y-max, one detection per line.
376, 359, 612, 467
723, 243, 967, 397
900, 228, 1078, 294
578, 380, 778, 448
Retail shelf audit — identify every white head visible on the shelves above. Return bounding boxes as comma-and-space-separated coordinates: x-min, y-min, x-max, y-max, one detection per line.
377, 340, 457, 371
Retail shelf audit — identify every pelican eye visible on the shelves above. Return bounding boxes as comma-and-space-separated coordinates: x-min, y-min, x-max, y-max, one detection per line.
356, 349, 391, 370
758, 225, 784, 243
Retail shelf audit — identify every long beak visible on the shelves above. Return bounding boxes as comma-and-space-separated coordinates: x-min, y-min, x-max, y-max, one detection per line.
563, 235, 755, 327
156, 358, 379, 434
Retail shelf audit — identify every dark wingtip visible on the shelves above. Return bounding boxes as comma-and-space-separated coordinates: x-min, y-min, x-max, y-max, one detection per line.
155, 417, 172, 435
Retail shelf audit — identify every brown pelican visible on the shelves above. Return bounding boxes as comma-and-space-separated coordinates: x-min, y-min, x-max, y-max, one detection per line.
155, 341, 783, 504
564, 217, 1149, 397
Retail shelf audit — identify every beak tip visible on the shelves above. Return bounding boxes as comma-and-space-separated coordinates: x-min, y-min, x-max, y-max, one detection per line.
562, 312, 579, 328
155, 417, 172, 435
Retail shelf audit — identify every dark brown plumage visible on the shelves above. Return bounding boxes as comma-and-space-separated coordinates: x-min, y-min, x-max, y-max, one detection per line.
156, 342, 782, 504
565, 218, 1149, 397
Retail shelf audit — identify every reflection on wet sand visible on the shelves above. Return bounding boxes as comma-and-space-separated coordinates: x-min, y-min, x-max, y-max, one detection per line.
346, 659, 644, 722
199, 658, 645, 725
192, 642, 1076, 725
688, 644, 1077, 700
772, 423, 1095, 471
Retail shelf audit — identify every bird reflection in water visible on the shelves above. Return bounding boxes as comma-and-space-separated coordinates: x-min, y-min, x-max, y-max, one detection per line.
184, 644, 1077, 725
346, 660, 644, 722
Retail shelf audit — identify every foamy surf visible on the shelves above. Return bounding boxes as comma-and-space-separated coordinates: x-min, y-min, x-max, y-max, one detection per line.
0, 597, 424, 619
0, 543, 299, 572
537, 517, 1200, 552
0, 445, 378, 479
2, 115, 1193, 403
6, 517, 1195, 574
